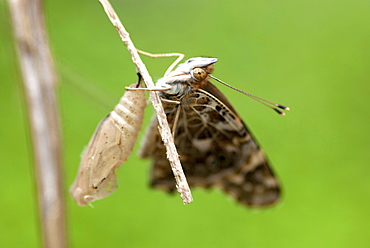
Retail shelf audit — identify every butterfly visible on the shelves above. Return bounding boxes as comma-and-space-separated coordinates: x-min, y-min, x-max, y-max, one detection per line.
139, 57, 282, 207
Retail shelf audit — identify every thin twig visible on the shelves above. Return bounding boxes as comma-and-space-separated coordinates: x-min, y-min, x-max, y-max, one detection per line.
8, 0, 67, 247
99, 0, 193, 204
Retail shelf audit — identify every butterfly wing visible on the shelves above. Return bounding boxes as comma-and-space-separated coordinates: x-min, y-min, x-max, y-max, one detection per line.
139, 81, 279, 207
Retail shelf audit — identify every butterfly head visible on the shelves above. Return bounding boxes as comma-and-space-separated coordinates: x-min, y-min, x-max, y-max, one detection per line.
158, 57, 217, 84
156, 57, 218, 95
177, 57, 218, 80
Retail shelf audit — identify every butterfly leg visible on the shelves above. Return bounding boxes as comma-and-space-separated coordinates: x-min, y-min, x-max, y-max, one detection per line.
160, 98, 181, 138
125, 86, 171, 91
137, 49, 185, 76
125, 73, 170, 91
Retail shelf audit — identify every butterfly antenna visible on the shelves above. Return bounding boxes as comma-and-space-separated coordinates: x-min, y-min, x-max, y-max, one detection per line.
209, 75, 290, 116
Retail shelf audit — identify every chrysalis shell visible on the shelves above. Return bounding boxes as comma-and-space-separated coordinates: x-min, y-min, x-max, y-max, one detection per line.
70, 83, 146, 206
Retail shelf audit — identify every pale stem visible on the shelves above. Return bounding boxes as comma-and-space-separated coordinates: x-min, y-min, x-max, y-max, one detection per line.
8, 0, 67, 247
99, 0, 193, 204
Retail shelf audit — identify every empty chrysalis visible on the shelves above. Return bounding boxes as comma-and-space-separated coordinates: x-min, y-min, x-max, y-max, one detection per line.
70, 74, 146, 206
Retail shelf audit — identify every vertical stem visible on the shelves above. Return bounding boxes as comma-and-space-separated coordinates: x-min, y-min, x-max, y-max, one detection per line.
8, 0, 67, 247
99, 0, 193, 204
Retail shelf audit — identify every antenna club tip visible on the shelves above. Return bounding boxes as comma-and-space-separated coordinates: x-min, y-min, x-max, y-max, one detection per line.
277, 104, 290, 111
273, 108, 285, 115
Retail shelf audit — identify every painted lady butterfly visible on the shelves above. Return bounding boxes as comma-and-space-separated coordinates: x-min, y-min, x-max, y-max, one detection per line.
140, 57, 285, 207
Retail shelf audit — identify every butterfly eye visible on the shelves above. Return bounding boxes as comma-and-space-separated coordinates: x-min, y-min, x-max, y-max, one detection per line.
192, 68, 207, 81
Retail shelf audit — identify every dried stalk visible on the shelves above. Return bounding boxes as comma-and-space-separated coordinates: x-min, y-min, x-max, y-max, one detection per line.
99, 0, 193, 204
8, 0, 67, 247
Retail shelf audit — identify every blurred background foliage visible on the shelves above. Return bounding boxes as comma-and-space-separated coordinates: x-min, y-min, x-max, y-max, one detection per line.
1, 0, 369, 247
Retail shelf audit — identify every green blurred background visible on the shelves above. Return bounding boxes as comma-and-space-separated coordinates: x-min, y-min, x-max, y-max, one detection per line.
1, 0, 369, 247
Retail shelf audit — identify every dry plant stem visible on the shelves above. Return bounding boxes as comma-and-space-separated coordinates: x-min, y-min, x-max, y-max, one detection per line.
8, 0, 67, 247
99, 0, 193, 204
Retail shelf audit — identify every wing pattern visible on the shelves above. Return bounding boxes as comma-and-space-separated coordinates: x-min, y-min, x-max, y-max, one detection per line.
140, 81, 279, 207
